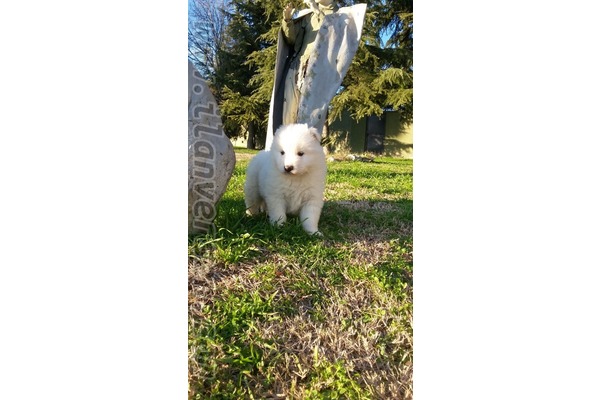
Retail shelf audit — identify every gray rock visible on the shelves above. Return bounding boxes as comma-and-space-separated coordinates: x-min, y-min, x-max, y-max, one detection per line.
188, 61, 235, 235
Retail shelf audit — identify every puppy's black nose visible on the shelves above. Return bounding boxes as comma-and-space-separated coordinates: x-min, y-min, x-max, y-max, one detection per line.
284, 165, 294, 173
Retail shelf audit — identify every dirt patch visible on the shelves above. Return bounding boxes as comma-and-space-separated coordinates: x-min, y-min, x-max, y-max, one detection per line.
333, 200, 402, 212
235, 152, 255, 161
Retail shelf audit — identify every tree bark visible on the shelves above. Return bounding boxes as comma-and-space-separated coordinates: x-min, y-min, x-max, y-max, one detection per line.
246, 123, 255, 149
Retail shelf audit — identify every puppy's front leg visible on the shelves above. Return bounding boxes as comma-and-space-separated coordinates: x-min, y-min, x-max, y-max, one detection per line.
299, 200, 323, 235
265, 197, 287, 227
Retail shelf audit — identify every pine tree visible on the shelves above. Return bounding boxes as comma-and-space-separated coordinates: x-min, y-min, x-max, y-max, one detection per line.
329, 0, 413, 124
217, 0, 280, 147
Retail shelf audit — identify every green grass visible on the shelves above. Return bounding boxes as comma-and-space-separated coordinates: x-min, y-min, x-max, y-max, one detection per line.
189, 150, 413, 399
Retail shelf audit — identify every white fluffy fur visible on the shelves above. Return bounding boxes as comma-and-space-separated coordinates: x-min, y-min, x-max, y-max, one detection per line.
244, 123, 327, 235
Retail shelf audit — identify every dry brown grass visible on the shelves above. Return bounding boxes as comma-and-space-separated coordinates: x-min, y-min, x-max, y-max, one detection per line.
256, 275, 413, 399
188, 224, 413, 399
189, 155, 412, 399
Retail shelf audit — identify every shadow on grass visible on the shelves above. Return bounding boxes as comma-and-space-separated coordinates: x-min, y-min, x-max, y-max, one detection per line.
327, 169, 413, 179
321, 199, 412, 240
190, 197, 412, 244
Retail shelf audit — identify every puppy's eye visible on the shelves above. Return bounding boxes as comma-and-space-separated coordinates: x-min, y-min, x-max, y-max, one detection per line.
280, 151, 285, 155
297, 151, 304, 156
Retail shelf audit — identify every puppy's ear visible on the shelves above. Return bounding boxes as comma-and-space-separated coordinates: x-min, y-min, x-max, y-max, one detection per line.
274, 124, 285, 137
308, 127, 321, 142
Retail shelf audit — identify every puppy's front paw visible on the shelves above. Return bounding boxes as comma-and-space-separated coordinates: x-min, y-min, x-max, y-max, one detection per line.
269, 214, 287, 227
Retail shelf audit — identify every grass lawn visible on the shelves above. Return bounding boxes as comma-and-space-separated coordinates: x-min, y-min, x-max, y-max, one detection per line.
189, 148, 413, 399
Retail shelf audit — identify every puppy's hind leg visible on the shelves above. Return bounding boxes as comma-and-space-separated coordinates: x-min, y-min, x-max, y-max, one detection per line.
244, 183, 263, 216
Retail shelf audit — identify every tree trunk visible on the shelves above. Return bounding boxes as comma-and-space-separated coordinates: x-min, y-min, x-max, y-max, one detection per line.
323, 115, 332, 154
246, 123, 255, 149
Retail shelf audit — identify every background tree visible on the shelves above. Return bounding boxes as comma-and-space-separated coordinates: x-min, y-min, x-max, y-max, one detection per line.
189, 0, 413, 148
188, 0, 230, 79
216, 0, 277, 147
329, 0, 413, 124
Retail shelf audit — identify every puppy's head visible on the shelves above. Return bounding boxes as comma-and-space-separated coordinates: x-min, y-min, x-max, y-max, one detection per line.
271, 124, 323, 175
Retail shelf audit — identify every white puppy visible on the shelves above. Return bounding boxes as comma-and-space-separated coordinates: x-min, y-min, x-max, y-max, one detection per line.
244, 123, 327, 235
